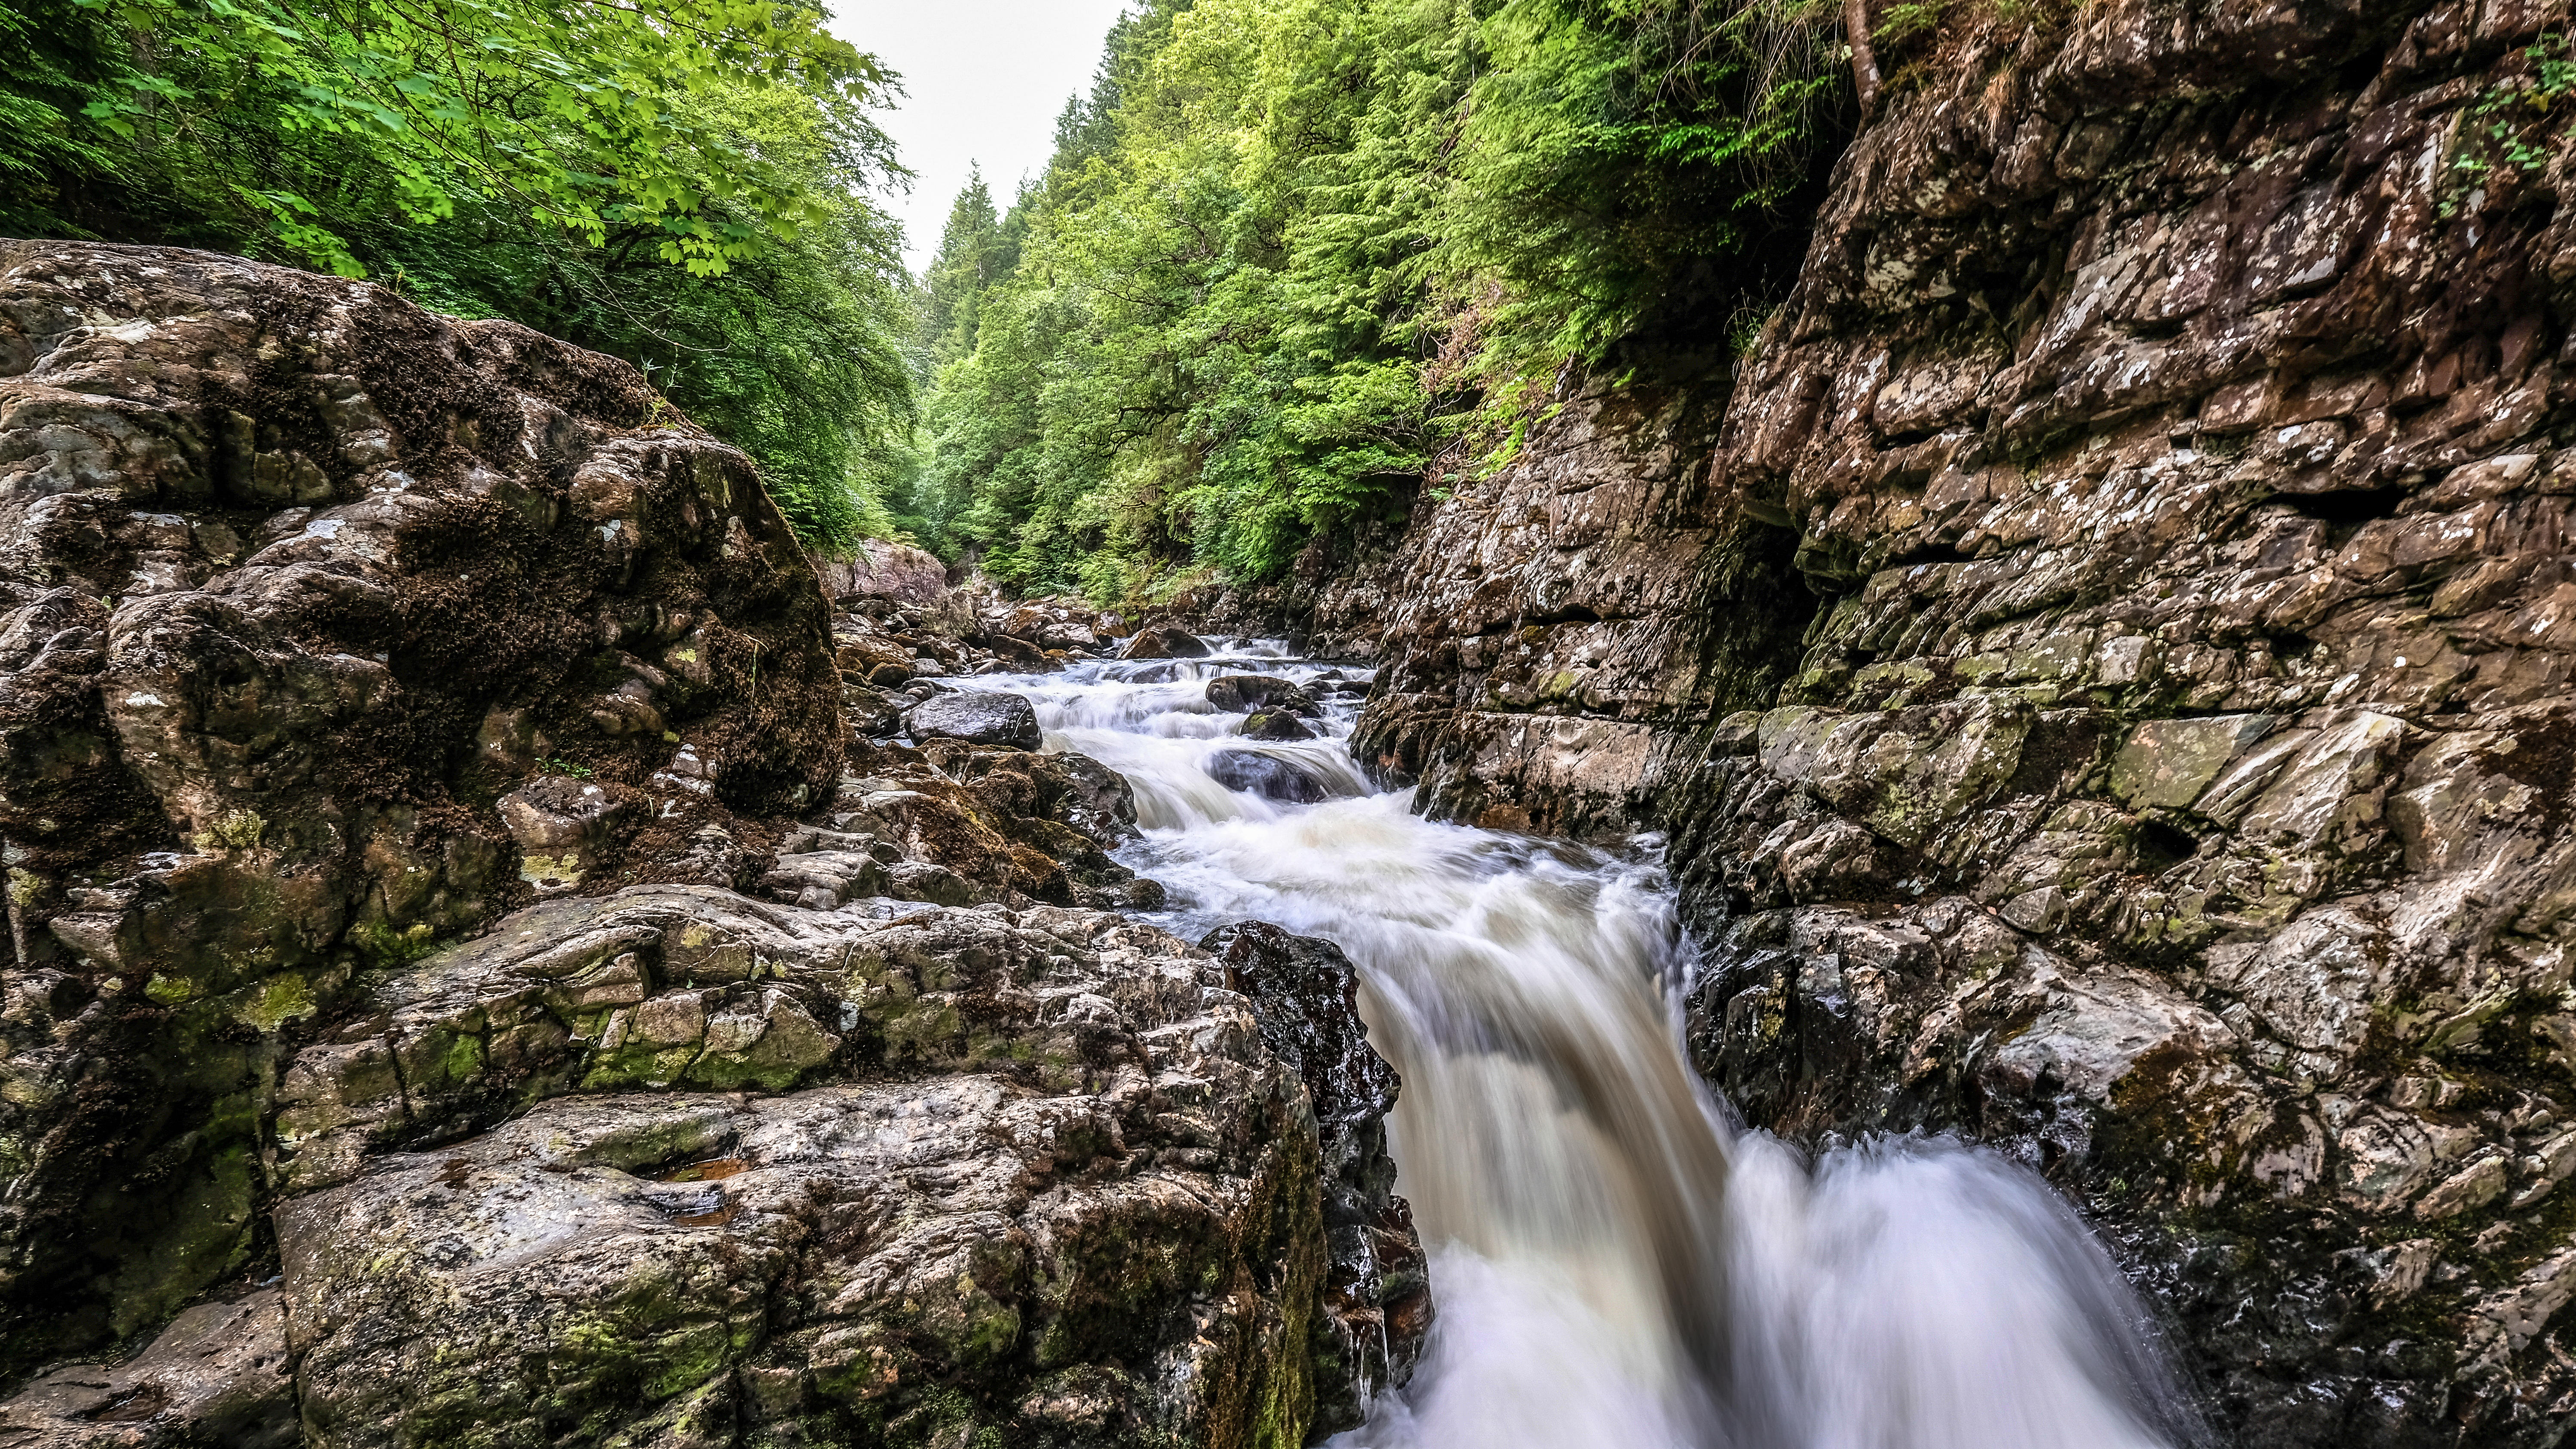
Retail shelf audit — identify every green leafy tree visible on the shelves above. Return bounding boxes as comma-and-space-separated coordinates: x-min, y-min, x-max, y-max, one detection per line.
914, 0, 1842, 599
0, 0, 917, 551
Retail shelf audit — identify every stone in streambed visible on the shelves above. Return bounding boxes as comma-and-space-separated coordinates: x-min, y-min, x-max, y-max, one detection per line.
1206, 673, 1321, 715
904, 690, 1042, 749
1208, 749, 1331, 803
1117, 622, 1211, 660
1242, 709, 1315, 741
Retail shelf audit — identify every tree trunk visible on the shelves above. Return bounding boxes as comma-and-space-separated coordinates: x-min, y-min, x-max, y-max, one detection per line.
1845, 0, 1883, 121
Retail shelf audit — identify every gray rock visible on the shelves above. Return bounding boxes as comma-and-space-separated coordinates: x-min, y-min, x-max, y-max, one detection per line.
497, 774, 634, 893
0, 242, 844, 1356
0, 1291, 297, 1447
1116, 623, 1210, 660
1208, 750, 1331, 804
267, 887, 1358, 1449
1200, 921, 1427, 1438
1205, 673, 1319, 715
904, 690, 1042, 749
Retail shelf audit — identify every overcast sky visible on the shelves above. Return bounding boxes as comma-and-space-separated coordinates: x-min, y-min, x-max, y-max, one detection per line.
829, 1, 1136, 275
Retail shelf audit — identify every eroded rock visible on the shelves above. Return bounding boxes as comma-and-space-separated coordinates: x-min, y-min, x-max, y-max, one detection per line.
0, 242, 841, 1361
905, 690, 1043, 749
1117, 623, 1210, 661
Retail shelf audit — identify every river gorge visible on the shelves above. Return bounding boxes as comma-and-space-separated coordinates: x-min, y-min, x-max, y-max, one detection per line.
6, 0, 2576, 1430
986, 646, 2200, 1449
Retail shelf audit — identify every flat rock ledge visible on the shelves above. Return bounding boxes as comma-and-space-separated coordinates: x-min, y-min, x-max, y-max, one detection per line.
3, 885, 1424, 1447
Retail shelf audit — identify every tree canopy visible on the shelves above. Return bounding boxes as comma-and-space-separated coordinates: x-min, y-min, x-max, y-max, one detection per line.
910, 0, 1844, 600
2, 0, 916, 549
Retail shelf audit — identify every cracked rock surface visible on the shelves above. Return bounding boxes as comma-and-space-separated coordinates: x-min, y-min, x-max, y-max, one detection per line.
1326, 0, 2576, 1440
0, 240, 843, 1367
0, 246, 1418, 1446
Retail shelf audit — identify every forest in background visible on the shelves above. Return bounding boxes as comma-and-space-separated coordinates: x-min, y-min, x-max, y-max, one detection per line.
1, 0, 915, 548
911, 0, 1853, 600
1, 0, 1862, 591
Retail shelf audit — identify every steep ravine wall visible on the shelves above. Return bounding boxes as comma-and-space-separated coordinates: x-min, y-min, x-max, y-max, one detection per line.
1346, 0, 2576, 1442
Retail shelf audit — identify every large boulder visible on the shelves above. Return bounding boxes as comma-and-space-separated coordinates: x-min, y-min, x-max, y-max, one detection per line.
1208, 750, 1331, 804
9, 885, 1413, 1446
1117, 623, 1210, 661
0, 242, 844, 1367
905, 690, 1042, 749
814, 538, 948, 607
1201, 922, 1430, 1437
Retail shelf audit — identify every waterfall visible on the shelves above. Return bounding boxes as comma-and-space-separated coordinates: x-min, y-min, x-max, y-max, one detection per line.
967, 644, 2203, 1449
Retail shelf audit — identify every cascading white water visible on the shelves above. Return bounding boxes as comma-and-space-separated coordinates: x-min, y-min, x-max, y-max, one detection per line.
960, 644, 2202, 1449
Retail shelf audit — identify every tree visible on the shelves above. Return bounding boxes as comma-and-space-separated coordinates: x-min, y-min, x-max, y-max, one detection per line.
0, 0, 919, 551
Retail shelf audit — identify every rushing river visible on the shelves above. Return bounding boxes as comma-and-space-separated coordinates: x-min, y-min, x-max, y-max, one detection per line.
966, 642, 2202, 1449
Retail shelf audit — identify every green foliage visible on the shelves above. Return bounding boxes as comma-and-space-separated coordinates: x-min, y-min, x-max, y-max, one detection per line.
0, 0, 915, 551
2446, 31, 2576, 212
916, 0, 1842, 599
1451, 0, 1841, 370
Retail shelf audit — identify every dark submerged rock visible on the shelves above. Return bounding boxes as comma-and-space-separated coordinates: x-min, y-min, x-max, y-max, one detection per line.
1208, 749, 1331, 804
903, 689, 1042, 749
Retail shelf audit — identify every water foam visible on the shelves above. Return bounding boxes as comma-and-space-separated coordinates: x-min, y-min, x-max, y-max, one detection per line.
952, 643, 2199, 1449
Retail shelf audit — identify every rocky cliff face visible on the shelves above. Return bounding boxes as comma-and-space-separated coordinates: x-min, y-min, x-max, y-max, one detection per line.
0, 241, 845, 1368
0, 244, 1418, 1446
1343, 383, 1811, 840
1348, 0, 2576, 1441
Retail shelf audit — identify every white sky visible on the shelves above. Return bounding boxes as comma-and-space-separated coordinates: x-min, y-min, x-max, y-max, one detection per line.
829, 1, 1137, 275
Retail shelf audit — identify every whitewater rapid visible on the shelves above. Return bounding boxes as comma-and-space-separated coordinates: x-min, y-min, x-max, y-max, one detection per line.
956, 642, 2202, 1449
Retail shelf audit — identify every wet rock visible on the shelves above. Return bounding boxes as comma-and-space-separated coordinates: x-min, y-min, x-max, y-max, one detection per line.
1048, 750, 1143, 843
496, 774, 634, 893
1243, 709, 1316, 741
264, 888, 1345, 1449
1206, 673, 1320, 716
1601, 1, 2576, 1435
1201, 922, 1429, 1436
0, 1291, 296, 1448
1208, 750, 1331, 804
759, 848, 891, 911
0, 242, 841, 1358
904, 690, 1042, 749
829, 741, 1146, 909
1116, 623, 1210, 660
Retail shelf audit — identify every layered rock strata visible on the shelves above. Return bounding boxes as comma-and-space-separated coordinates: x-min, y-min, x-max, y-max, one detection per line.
1345, 385, 1764, 840
1345, 0, 2576, 1440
